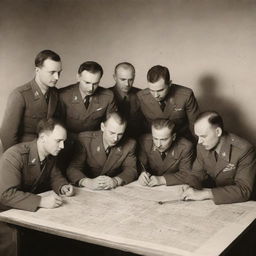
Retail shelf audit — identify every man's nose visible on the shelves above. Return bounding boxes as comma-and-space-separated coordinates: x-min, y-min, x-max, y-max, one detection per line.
53, 72, 59, 80
59, 141, 64, 149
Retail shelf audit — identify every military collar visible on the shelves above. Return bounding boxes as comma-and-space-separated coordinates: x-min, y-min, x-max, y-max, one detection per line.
28, 140, 40, 166
151, 140, 177, 159
30, 79, 45, 100
214, 134, 230, 162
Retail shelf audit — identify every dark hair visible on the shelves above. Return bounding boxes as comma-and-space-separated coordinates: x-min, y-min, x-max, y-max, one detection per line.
35, 50, 61, 68
151, 119, 175, 135
78, 61, 103, 78
147, 65, 170, 85
195, 111, 224, 131
105, 111, 127, 126
114, 62, 135, 75
37, 118, 65, 135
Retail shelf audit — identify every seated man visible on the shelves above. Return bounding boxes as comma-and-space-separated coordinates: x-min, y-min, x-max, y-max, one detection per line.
138, 119, 194, 187
0, 118, 74, 256
67, 112, 138, 190
182, 111, 256, 204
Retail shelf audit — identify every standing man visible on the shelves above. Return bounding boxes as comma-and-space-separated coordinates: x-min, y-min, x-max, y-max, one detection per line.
59, 61, 116, 134
137, 65, 199, 142
182, 111, 256, 204
67, 112, 137, 190
110, 62, 142, 137
0, 50, 63, 151
138, 119, 194, 187
0, 118, 74, 256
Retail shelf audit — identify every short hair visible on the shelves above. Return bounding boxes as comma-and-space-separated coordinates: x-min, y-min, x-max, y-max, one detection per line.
114, 62, 135, 75
147, 65, 170, 85
37, 118, 65, 135
105, 111, 127, 126
35, 50, 61, 68
195, 111, 224, 131
78, 61, 103, 78
151, 119, 176, 135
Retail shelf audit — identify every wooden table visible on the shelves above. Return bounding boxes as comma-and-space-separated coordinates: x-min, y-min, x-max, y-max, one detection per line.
0, 182, 256, 256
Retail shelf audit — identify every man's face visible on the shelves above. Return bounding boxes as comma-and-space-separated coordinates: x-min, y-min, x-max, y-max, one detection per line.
152, 126, 174, 153
36, 59, 62, 88
114, 67, 135, 94
42, 125, 67, 156
148, 78, 169, 102
78, 70, 101, 96
101, 117, 126, 147
195, 119, 220, 150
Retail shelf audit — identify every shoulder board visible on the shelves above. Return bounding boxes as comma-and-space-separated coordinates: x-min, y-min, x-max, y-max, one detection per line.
172, 84, 193, 96
229, 133, 252, 150
137, 88, 150, 97
97, 87, 114, 96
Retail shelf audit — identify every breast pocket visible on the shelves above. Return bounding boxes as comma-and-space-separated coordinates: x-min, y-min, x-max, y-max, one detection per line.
91, 107, 106, 120
67, 109, 80, 120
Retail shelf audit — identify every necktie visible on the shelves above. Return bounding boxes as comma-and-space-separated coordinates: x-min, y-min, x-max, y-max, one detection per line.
44, 90, 49, 104
122, 96, 130, 115
105, 147, 110, 156
160, 152, 166, 160
84, 95, 91, 109
40, 158, 47, 170
159, 101, 166, 112
214, 151, 218, 162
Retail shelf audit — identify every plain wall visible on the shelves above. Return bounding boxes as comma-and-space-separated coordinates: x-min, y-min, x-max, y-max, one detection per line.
1, 0, 256, 144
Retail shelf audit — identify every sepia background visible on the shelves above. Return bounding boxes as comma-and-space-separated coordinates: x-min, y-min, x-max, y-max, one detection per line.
0, 0, 256, 144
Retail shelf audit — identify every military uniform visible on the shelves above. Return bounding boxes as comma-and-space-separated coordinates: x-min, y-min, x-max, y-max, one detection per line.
0, 140, 69, 256
0, 80, 62, 151
67, 131, 138, 185
139, 134, 194, 185
59, 84, 117, 133
190, 133, 256, 204
137, 84, 199, 141
109, 85, 143, 138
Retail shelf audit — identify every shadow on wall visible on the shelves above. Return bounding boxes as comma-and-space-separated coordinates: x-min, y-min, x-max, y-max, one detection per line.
196, 75, 256, 146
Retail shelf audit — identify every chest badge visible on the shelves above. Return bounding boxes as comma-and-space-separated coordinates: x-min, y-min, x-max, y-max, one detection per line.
223, 163, 235, 172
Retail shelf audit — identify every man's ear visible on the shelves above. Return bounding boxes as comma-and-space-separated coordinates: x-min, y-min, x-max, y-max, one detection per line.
38, 132, 46, 142
216, 127, 222, 137
100, 122, 105, 132
113, 73, 117, 83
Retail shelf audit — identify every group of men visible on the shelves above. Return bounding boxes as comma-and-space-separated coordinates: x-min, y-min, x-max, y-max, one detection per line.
0, 49, 256, 255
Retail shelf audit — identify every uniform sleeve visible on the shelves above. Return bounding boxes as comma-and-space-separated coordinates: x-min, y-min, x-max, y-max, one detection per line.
66, 142, 87, 185
212, 146, 256, 204
185, 91, 200, 132
117, 140, 138, 184
138, 137, 150, 174
0, 149, 41, 211
164, 142, 194, 185
50, 163, 69, 194
0, 90, 25, 151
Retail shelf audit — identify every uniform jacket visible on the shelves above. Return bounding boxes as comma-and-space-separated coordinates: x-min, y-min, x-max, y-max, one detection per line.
0, 140, 68, 212
0, 79, 62, 151
137, 84, 199, 140
139, 134, 194, 185
191, 133, 256, 204
109, 85, 143, 137
59, 84, 117, 133
67, 131, 138, 185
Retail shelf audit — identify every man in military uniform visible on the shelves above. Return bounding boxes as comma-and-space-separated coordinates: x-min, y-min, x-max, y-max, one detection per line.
137, 65, 199, 142
67, 112, 137, 190
138, 119, 194, 187
0, 118, 74, 256
0, 50, 63, 151
182, 111, 256, 204
109, 62, 142, 138
59, 61, 116, 134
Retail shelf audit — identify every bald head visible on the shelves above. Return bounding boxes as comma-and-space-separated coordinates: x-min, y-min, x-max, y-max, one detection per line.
114, 62, 135, 94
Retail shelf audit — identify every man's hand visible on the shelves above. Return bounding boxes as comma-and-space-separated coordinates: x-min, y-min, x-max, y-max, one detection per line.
138, 172, 151, 186
148, 175, 166, 187
60, 184, 75, 197
80, 176, 118, 190
39, 192, 63, 209
181, 187, 213, 201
